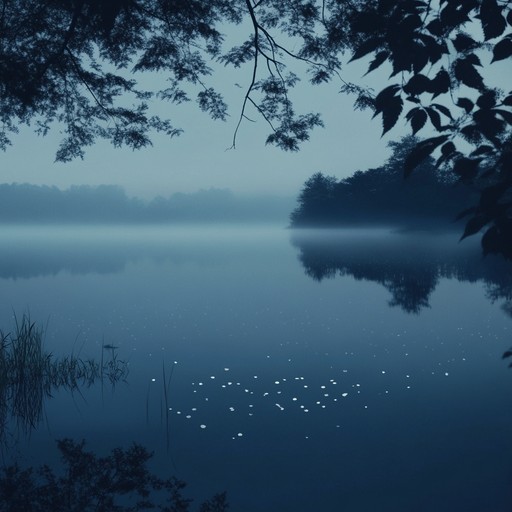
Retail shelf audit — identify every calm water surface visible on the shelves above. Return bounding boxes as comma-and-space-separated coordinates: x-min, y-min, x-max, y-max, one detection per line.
1, 225, 511, 511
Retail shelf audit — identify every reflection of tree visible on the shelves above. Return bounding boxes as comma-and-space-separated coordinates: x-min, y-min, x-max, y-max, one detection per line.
0, 438, 228, 512
0, 316, 128, 445
291, 230, 512, 315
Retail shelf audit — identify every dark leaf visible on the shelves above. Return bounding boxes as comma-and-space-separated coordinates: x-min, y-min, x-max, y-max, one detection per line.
480, 0, 507, 40
373, 85, 401, 115
470, 144, 495, 156
366, 51, 389, 74
431, 103, 453, 119
476, 90, 497, 109
494, 108, 512, 124
453, 157, 481, 182
403, 74, 431, 96
381, 95, 403, 135
441, 141, 456, 156
505, 350, 512, 359
454, 206, 477, 221
430, 69, 451, 97
491, 36, 512, 62
466, 53, 482, 67
408, 108, 428, 134
404, 135, 449, 177
441, 3, 470, 27
473, 109, 505, 139
454, 58, 484, 90
372, 85, 403, 134
480, 184, 507, 210
452, 33, 478, 52
460, 124, 483, 143
503, 94, 512, 106
350, 38, 384, 61
426, 107, 443, 130
426, 19, 444, 36
457, 97, 474, 113
460, 214, 490, 240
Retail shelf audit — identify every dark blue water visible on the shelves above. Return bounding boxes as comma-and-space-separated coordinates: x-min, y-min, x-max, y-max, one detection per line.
1, 225, 511, 511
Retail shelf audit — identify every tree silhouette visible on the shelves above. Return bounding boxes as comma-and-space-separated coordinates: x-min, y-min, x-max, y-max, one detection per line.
0, 438, 228, 512
1, 1, 511, 255
290, 136, 475, 227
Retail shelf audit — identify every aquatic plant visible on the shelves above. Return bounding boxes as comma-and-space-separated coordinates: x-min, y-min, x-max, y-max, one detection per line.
0, 315, 129, 441
0, 438, 228, 512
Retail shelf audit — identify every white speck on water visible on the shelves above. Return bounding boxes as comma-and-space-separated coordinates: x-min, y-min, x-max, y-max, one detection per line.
321, 385, 326, 389
263, 392, 269, 396
249, 404, 254, 408
224, 368, 229, 371
237, 433, 243, 437
229, 407, 235, 411
406, 375, 410, 378
304, 385, 308, 388
316, 401, 321, 405
322, 405, 326, 409
275, 404, 284, 411
324, 393, 329, 397
342, 393, 348, 397
177, 411, 181, 415
210, 376, 215, 379
198, 382, 203, 386
186, 415, 191, 419
200, 424, 206, 429
381, 371, 386, 374
445, 372, 449, 376
406, 386, 411, 389
304, 409, 309, 413
253, 376, 258, 379
275, 381, 280, 385
151, 378, 156, 382
228, 382, 232, 386
192, 408, 197, 411
292, 397, 298, 401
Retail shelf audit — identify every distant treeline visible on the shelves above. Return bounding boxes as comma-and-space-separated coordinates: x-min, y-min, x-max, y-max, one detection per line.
290, 137, 477, 229
0, 184, 293, 223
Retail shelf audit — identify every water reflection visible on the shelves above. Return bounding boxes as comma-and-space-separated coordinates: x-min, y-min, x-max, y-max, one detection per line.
0, 437, 228, 511
0, 315, 128, 447
291, 229, 512, 314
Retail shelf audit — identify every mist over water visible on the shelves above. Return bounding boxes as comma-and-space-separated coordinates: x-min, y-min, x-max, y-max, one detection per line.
1, 224, 511, 512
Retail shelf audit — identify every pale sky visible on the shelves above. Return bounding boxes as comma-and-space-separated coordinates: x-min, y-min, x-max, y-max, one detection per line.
1, 40, 396, 200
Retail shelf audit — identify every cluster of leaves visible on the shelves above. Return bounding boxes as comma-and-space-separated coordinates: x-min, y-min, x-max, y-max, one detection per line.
344, 0, 512, 258
0, 0, 241, 160
0, 438, 228, 512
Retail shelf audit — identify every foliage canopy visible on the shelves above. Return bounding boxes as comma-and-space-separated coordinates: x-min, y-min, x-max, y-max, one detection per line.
1, 0, 512, 256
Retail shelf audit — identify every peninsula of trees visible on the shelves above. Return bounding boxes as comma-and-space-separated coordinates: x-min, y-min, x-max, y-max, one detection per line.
290, 137, 476, 229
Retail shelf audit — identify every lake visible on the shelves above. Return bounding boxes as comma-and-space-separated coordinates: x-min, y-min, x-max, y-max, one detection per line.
1, 224, 511, 511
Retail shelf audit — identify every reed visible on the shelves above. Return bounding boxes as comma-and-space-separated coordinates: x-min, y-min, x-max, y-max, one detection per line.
0, 314, 129, 441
